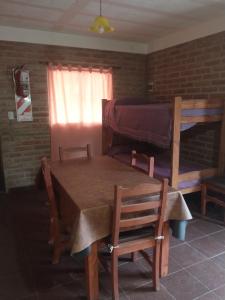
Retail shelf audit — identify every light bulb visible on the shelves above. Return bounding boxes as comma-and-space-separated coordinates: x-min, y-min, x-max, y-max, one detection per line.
99, 26, 105, 34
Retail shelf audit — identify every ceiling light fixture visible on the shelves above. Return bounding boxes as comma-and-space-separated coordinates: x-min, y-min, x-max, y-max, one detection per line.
89, 0, 114, 34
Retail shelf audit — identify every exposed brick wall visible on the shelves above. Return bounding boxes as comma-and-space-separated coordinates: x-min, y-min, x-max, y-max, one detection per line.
148, 32, 225, 101
1, 31, 224, 190
147, 31, 225, 167
0, 41, 147, 190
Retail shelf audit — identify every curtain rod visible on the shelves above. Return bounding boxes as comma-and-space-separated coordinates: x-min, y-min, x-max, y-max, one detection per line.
38, 61, 121, 70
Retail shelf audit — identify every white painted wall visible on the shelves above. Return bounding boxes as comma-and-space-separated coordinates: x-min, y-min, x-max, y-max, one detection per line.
148, 16, 225, 53
0, 26, 148, 54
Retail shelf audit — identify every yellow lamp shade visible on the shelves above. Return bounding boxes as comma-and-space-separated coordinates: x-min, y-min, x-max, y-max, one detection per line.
89, 16, 114, 34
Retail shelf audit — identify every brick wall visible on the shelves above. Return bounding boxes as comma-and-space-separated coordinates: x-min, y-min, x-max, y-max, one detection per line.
1, 32, 224, 190
0, 41, 147, 190
147, 31, 225, 167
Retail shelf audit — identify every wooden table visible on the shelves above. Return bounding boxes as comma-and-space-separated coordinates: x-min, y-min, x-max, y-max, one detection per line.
51, 156, 191, 300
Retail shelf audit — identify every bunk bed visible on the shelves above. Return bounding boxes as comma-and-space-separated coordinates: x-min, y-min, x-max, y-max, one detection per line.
102, 97, 225, 195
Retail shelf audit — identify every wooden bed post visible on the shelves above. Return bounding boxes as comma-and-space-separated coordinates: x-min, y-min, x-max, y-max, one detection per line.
171, 97, 182, 189
102, 99, 113, 155
218, 100, 225, 175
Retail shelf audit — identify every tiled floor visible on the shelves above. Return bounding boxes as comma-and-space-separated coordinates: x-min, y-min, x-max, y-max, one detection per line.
1, 188, 225, 300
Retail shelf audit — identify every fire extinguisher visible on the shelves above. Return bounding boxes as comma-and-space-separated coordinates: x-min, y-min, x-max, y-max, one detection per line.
12, 65, 30, 98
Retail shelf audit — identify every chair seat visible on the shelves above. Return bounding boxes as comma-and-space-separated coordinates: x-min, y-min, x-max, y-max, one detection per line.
105, 226, 155, 250
119, 226, 155, 244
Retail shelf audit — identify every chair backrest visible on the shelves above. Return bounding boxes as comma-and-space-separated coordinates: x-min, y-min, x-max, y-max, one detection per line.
41, 157, 59, 224
131, 150, 154, 177
59, 144, 91, 161
112, 178, 168, 246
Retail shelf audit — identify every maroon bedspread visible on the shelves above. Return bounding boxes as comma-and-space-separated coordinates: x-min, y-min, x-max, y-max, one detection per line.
104, 101, 223, 149
104, 101, 172, 148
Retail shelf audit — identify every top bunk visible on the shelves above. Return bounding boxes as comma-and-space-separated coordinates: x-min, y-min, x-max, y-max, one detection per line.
102, 97, 225, 149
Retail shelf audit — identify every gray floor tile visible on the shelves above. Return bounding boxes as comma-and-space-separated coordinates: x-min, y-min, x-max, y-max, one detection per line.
210, 230, 225, 246
214, 284, 225, 299
196, 291, 221, 300
37, 281, 87, 300
167, 256, 183, 274
190, 219, 223, 235
118, 259, 152, 291
170, 234, 185, 248
161, 270, 208, 300
187, 260, 225, 290
170, 243, 206, 268
189, 235, 225, 258
185, 222, 208, 242
125, 284, 174, 300
99, 270, 125, 299
212, 252, 225, 270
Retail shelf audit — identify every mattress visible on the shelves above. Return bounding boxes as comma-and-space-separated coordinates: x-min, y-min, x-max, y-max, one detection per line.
112, 152, 202, 190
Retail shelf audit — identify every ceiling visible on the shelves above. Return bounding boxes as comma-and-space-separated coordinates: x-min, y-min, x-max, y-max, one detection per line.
0, 0, 224, 43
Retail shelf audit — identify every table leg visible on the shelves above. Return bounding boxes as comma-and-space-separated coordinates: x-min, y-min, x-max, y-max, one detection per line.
85, 241, 99, 300
160, 222, 170, 277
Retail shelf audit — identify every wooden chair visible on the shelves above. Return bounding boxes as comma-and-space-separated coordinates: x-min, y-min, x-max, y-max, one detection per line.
201, 176, 225, 222
59, 144, 91, 161
130, 150, 155, 262
107, 178, 168, 299
131, 150, 154, 177
41, 157, 70, 264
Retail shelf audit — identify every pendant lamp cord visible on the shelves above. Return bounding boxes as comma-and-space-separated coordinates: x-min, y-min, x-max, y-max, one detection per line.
100, 0, 102, 16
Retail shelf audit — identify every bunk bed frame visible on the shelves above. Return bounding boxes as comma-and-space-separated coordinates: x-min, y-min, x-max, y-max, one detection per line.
171, 97, 225, 194
102, 97, 225, 195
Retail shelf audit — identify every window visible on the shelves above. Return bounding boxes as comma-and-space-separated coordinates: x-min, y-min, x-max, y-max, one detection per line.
47, 65, 113, 160
48, 65, 113, 125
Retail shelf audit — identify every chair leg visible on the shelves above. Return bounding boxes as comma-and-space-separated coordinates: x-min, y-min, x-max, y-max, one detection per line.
112, 253, 119, 300
201, 184, 207, 216
48, 218, 55, 245
52, 240, 62, 264
152, 245, 160, 291
52, 237, 71, 264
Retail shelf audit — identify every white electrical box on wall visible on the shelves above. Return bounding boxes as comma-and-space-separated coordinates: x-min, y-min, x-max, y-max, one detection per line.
8, 111, 14, 120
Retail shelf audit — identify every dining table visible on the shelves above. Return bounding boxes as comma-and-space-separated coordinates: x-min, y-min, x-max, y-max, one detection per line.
50, 155, 192, 300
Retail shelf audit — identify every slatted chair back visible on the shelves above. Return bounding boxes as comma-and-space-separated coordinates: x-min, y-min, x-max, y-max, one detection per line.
201, 176, 225, 222
112, 179, 168, 253
109, 179, 168, 297
41, 157, 60, 241
59, 144, 91, 161
131, 150, 154, 177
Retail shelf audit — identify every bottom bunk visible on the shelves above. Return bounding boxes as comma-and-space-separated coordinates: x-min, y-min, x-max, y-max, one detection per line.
108, 143, 217, 194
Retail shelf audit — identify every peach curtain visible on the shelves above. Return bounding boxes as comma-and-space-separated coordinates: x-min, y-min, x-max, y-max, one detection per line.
48, 66, 113, 160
